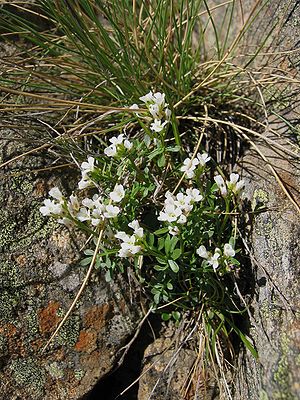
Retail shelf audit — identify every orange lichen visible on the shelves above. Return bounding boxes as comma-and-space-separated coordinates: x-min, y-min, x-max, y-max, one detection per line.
38, 301, 61, 334
83, 303, 113, 331
75, 330, 97, 353
14, 254, 27, 267
0, 323, 17, 337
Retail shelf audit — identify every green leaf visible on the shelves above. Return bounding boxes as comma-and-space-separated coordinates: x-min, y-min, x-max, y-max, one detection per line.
172, 311, 181, 321
105, 270, 112, 282
148, 146, 164, 160
158, 237, 165, 251
157, 153, 166, 167
168, 260, 179, 273
80, 257, 92, 266
164, 235, 171, 254
229, 237, 236, 247
166, 146, 180, 152
148, 233, 155, 248
157, 257, 167, 265
154, 227, 169, 235
169, 236, 179, 253
172, 248, 181, 260
162, 313, 171, 321
84, 249, 94, 256
154, 293, 161, 305
154, 264, 168, 271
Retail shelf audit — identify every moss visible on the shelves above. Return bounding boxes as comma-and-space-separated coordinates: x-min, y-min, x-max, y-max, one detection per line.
10, 358, 45, 396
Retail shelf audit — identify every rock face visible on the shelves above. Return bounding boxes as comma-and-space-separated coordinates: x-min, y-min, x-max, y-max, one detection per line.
0, 136, 141, 399
233, 142, 300, 400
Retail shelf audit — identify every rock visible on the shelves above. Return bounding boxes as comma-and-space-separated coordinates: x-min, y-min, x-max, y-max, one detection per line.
233, 133, 300, 399
0, 135, 141, 399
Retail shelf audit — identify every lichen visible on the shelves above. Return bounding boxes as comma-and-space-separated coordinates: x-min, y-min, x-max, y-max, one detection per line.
252, 189, 269, 211
0, 290, 21, 322
273, 333, 296, 400
25, 309, 39, 337
0, 261, 22, 288
56, 314, 81, 347
0, 334, 8, 356
10, 358, 46, 396
74, 369, 85, 381
46, 361, 64, 379
259, 390, 269, 400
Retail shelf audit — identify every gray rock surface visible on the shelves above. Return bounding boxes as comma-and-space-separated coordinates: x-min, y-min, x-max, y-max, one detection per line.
0, 135, 141, 399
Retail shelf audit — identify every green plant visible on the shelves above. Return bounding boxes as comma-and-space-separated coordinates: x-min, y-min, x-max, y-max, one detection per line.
1, 0, 299, 398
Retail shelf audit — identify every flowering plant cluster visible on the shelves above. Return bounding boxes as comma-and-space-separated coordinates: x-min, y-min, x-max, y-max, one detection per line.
40, 91, 245, 319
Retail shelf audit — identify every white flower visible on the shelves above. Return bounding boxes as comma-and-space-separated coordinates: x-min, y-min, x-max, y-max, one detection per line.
110, 134, 124, 146
196, 152, 211, 166
150, 119, 167, 133
124, 139, 133, 150
116, 231, 142, 258
158, 204, 182, 223
164, 191, 176, 207
49, 187, 64, 202
128, 220, 144, 238
82, 197, 96, 209
224, 243, 235, 257
139, 91, 155, 104
104, 134, 132, 156
196, 245, 209, 259
91, 208, 103, 226
78, 177, 92, 190
40, 199, 63, 216
214, 175, 227, 196
180, 158, 199, 178
208, 249, 221, 270
118, 242, 141, 258
168, 225, 179, 236
227, 173, 244, 195
115, 231, 131, 242
81, 157, 95, 173
177, 214, 187, 224
103, 205, 120, 218
149, 103, 160, 119
67, 194, 80, 215
104, 144, 117, 157
110, 184, 125, 203
186, 188, 203, 202
175, 192, 193, 212
153, 92, 166, 107
165, 107, 171, 120
77, 207, 90, 222
57, 217, 73, 228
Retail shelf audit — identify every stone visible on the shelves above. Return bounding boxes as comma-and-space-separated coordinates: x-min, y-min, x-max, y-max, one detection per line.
0, 133, 141, 399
